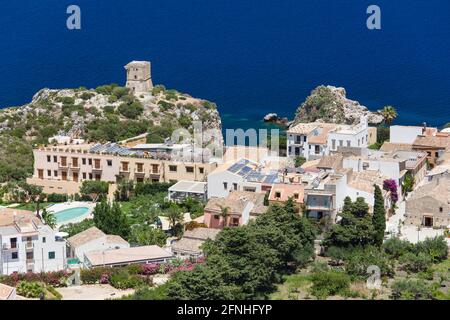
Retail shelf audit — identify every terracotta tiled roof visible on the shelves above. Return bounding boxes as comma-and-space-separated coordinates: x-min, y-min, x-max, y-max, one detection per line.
380, 142, 413, 152
269, 184, 304, 203
205, 191, 265, 215
317, 154, 343, 170
67, 227, 105, 248
413, 136, 450, 149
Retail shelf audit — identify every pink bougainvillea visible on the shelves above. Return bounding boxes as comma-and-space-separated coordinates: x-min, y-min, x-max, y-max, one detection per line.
383, 179, 398, 204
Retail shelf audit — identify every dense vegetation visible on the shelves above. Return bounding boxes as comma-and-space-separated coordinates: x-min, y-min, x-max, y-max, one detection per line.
127, 200, 316, 300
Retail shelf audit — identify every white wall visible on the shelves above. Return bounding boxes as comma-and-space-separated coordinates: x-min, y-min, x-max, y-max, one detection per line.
0, 226, 66, 275
73, 237, 130, 261
390, 126, 423, 144
207, 170, 243, 198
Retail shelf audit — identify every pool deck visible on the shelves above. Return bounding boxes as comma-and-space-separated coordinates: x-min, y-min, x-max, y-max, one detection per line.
47, 201, 96, 228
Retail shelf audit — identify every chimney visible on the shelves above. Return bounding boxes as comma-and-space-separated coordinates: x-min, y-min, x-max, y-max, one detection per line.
422, 122, 427, 135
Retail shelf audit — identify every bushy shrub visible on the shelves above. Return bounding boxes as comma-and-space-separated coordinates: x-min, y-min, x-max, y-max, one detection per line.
383, 237, 413, 259
109, 271, 145, 289
47, 193, 68, 203
16, 281, 46, 298
80, 268, 111, 284
413, 236, 448, 263
400, 252, 433, 273
118, 101, 144, 119
310, 269, 351, 299
0, 271, 71, 287
391, 279, 432, 300
345, 246, 395, 278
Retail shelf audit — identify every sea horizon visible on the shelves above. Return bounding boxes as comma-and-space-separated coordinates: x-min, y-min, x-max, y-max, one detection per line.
0, 0, 449, 129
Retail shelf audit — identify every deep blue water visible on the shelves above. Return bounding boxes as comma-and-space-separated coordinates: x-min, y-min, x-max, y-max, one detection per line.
0, 0, 449, 129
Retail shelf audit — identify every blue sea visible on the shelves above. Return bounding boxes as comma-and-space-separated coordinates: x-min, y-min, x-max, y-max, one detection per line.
0, 0, 449, 129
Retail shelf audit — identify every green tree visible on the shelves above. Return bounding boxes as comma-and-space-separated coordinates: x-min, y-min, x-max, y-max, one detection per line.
294, 156, 306, 168
129, 225, 167, 247
380, 105, 398, 126
324, 197, 375, 248
93, 200, 130, 239
20, 182, 45, 218
372, 185, 386, 246
218, 205, 230, 228
402, 172, 415, 196
165, 203, 184, 228
80, 180, 109, 201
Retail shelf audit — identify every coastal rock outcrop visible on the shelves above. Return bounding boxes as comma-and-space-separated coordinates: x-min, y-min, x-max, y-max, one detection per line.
292, 85, 384, 126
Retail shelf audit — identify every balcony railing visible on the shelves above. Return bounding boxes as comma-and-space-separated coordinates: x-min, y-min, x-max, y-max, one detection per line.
25, 242, 34, 249
119, 166, 130, 173
58, 162, 68, 168
2, 243, 18, 251
92, 165, 103, 171
134, 168, 145, 175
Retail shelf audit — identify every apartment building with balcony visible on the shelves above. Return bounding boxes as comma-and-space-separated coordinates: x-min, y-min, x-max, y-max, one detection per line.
27, 142, 218, 195
0, 209, 66, 275
287, 117, 369, 160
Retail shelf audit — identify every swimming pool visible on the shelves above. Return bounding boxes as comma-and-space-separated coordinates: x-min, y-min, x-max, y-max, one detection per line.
54, 207, 90, 223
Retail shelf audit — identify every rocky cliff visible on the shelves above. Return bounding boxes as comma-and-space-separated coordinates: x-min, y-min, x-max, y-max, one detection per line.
292, 85, 383, 126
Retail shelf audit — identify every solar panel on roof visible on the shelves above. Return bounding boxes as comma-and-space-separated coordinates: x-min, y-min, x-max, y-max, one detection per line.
237, 166, 253, 176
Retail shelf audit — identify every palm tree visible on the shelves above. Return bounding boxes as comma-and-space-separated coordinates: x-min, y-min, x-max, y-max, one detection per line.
42, 209, 57, 229
380, 105, 398, 126
20, 182, 45, 218
219, 205, 230, 228
166, 204, 183, 228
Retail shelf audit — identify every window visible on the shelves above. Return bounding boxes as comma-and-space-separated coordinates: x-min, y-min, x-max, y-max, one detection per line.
296, 136, 301, 143
331, 139, 336, 150
54, 170, 58, 177
11, 252, 18, 260
427, 152, 431, 157
435, 152, 439, 158
53, 155, 57, 162
47, 170, 51, 177
223, 182, 228, 190
214, 215, 220, 220
275, 192, 281, 198
186, 166, 194, 173
10, 238, 17, 249
82, 173, 86, 179
26, 252, 33, 260
199, 167, 204, 174
169, 165, 177, 172
233, 183, 238, 190
48, 251, 56, 260
89, 173, 93, 180
107, 160, 112, 166
315, 145, 320, 154
88, 159, 92, 165
42, 237, 46, 243
82, 158, 86, 165
47, 155, 51, 162
347, 140, 351, 147
439, 207, 443, 213
339, 140, 343, 147
304, 136, 307, 142
294, 193, 299, 199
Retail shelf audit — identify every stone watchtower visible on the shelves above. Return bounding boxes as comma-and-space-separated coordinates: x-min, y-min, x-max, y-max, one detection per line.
124, 60, 153, 94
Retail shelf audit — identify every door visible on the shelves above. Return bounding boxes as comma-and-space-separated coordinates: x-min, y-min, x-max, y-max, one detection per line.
73, 172, 79, 182
38, 169, 44, 179
62, 171, 67, 181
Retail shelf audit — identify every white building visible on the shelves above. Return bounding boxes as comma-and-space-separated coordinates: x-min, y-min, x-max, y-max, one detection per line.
206, 159, 278, 199
287, 117, 369, 160
0, 209, 66, 275
66, 227, 130, 263
390, 125, 437, 144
